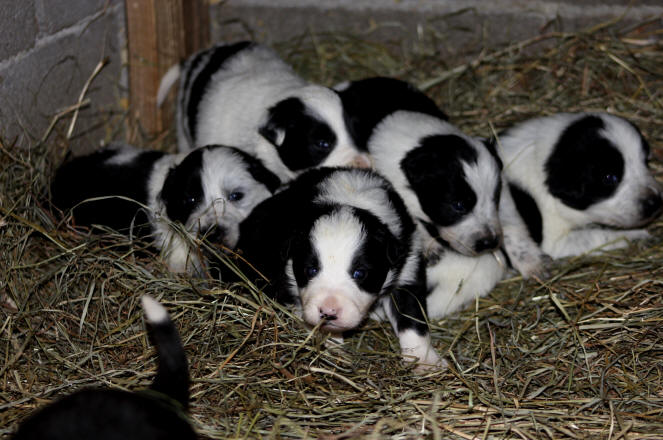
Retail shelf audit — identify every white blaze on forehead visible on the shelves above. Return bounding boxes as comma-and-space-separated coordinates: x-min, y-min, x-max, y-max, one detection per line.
315, 170, 403, 238
311, 207, 365, 272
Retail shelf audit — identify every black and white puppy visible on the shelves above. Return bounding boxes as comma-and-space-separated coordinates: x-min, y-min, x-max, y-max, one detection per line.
51, 143, 280, 275
497, 112, 662, 258
234, 167, 443, 371
336, 77, 548, 318
157, 41, 368, 181
13, 295, 196, 440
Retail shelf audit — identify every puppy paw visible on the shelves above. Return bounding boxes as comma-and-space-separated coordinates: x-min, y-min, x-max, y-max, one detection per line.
511, 251, 553, 280
412, 350, 448, 374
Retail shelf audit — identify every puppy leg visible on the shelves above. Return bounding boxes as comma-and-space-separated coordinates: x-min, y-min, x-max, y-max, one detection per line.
547, 228, 652, 258
379, 280, 446, 372
499, 184, 551, 278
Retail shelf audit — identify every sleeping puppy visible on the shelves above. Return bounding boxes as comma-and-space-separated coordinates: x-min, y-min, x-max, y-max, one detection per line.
13, 295, 196, 440
51, 143, 280, 275
234, 167, 443, 371
157, 41, 368, 181
336, 77, 548, 318
497, 112, 662, 258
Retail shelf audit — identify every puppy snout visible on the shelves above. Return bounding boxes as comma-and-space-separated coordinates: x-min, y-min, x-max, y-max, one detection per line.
319, 297, 342, 322
348, 153, 372, 169
641, 192, 663, 220
474, 234, 501, 253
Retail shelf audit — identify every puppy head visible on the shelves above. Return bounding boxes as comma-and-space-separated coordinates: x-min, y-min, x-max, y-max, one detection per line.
291, 205, 402, 333
160, 145, 280, 248
258, 87, 370, 172
401, 134, 503, 256
545, 114, 662, 227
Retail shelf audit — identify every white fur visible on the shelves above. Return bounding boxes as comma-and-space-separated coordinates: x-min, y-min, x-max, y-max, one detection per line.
426, 248, 507, 319
498, 112, 661, 258
156, 64, 181, 107
175, 43, 366, 180
141, 295, 168, 324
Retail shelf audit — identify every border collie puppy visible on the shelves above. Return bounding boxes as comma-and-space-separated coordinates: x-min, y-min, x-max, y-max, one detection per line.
497, 112, 662, 258
157, 41, 368, 181
336, 77, 549, 318
51, 143, 280, 275
13, 295, 196, 440
234, 167, 443, 371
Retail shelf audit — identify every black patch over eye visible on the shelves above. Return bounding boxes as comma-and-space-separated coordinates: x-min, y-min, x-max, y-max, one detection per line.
160, 150, 205, 224
261, 97, 338, 171
292, 236, 321, 288
545, 115, 624, 210
229, 191, 244, 202
401, 135, 478, 226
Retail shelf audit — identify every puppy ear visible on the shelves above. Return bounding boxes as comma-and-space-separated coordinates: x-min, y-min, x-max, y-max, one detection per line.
259, 97, 305, 147
482, 137, 503, 170
234, 149, 282, 193
259, 121, 286, 147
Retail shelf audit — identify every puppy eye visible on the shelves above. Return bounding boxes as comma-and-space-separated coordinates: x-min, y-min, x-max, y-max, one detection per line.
351, 268, 367, 281
306, 266, 319, 279
602, 174, 619, 187
184, 195, 198, 206
315, 139, 331, 150
228, 191, 244, 202
451, 200, 467, 213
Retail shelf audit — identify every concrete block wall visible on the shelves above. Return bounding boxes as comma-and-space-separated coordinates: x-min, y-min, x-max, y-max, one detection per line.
0, 0, 124, 153
0, 0, 660, 152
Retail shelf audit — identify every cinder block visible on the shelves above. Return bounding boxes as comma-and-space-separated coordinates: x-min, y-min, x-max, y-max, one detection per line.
0, 0, 38, 59
35, 0, 109, 35
0, 11, 122, 153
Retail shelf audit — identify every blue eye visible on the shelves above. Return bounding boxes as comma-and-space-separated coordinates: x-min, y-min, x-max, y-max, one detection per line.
602, 174, 619, 187
316, 139, 331, 149
306, 266, 319, 279
228, 191, 244, 202
352, 269, 366, 280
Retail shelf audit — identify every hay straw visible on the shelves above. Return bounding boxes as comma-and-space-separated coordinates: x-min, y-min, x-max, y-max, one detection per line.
2, 17, 663, 439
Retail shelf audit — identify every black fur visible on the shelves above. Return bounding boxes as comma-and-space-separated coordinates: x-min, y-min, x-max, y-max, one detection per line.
50, 148, 165, 236
509, 183, 543, 245
13, 301, 195, 440
545, 115, 624, 210
259, 97, 338, 171
160, 148, 205, 225
400, 135, 478, 227
337, 77, 449, 150
231, 148, 282, 194
185, 41, 254, 144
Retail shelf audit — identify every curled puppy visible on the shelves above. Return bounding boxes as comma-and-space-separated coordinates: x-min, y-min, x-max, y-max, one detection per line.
234, 167, 443, 371
158, 41, 368, 181
497, 112, 662, 258
13, 295, 196, 440
51, 143, 280, 275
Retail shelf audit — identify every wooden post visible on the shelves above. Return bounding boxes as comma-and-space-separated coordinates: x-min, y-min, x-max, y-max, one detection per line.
125, 0, 209, 147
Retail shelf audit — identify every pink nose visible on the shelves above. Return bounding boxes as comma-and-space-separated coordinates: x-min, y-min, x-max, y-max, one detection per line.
319, 297, 342, 321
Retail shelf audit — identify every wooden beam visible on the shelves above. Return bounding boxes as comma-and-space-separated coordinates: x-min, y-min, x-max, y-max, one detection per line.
125, 0, 209, 146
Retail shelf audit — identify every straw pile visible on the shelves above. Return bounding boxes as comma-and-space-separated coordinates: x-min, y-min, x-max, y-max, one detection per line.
2, 17, 662, 439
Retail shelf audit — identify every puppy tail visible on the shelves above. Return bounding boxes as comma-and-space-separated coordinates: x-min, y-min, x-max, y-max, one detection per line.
141, 294, 190, 408
156, 64, 181, 107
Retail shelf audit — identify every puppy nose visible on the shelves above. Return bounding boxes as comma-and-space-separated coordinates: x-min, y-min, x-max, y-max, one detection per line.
319, 306, 338, 321
642, 193, 663, 219
348, 154, 372, 169
474, 234, 501, 253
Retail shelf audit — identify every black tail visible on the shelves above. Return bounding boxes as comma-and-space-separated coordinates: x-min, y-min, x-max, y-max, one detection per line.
141, 295, 190, 408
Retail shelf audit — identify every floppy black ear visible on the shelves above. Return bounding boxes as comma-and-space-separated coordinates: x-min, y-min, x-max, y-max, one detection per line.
258, 98, 305, 146
237, 150, 282, 193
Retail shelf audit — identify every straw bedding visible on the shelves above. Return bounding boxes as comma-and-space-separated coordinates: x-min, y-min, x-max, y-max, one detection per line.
1, 17, 662, 439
